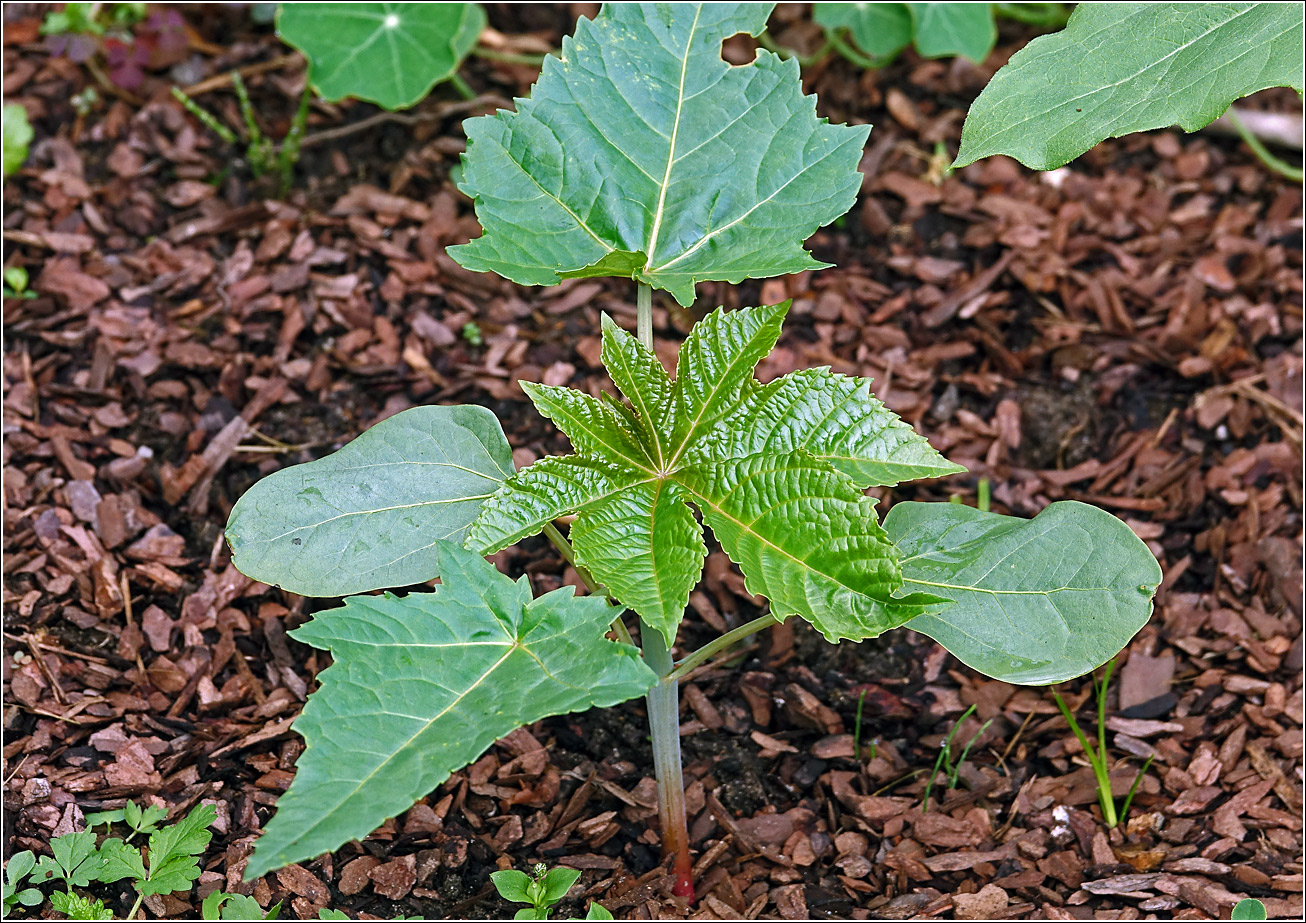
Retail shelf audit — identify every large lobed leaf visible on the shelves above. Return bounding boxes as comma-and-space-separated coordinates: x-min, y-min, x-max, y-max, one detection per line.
884, 501, 1162, 685
449, 3, 870, 306
955, 2, 1305, 170
226, 405, 513, 597
468, 302, 961, 644
277, 3, 486, 110
245, 541, 654, 878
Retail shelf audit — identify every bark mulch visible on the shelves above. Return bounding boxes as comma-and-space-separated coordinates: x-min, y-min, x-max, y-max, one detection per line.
4, 4, 1302, 920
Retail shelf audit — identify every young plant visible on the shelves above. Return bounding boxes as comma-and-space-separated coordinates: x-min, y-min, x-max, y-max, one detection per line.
202, 890, 283, 920
491, 864, 613, 920
1051, 659, 1153, 829
4, 266, 37, 300
226, 2, 1161, 901
3, 103, 33, 178
85, 800, 169, 843
956, 2, 1304, 170
3, 851, 43, 913
812, 2, 999, 67
41, 2, 187, 90
922, 704, 993, 812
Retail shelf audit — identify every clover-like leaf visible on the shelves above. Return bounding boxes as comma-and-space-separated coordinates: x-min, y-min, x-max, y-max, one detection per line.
449, 3, 870, 306
245, 541, 655, 879
469, 303, 960, 643
227, 405, 513, 597
277, 3, 486, 110
884, 501, 1162, 685
955, 2, 1305, 170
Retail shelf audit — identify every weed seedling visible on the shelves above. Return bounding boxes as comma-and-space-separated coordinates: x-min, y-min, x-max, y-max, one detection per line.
3, 851, 43, 913
922, 704, 993, 812
491, 864, 613, 920
1051, 658, 1153, 828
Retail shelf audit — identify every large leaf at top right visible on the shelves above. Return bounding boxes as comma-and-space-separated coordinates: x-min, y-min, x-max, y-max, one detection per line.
884, 501, 1162, 685
954, 2, 1304, 170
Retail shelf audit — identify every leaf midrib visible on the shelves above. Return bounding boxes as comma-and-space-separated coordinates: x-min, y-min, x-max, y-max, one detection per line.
643, 4, 702, 270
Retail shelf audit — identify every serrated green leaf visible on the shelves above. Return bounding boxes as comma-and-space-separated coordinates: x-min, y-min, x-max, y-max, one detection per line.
472, 304, 959, 642
693, 367, 966, 487
245, 541, 655, 878
227, 405, 513, 597
521, 382, 652, 469
50, 890, 113, 921
95, 838, 146, 885
571, 480, 705, 640
906, 3, 996, 63
140, 803, 215, 895
678, 452, 931, 641
955, 2, 1305, 170
277, 3, 485, 110
813, 3, 913, 60
449, 3, 870, 306
3, 103, 33, 178
884, 501, 1161, 685
33, 830, 100, 888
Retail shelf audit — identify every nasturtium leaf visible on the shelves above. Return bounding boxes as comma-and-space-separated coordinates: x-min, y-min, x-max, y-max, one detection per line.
277, 2, 485, 110
226, 405, 513, 598
884, 501, 1162, 685
245, 541, 655, 878
449, 3, 870, 306
955, 2, 1306, 170
813, 4, 914, 61
468, 303, 960, 643
906, 3, 996, 63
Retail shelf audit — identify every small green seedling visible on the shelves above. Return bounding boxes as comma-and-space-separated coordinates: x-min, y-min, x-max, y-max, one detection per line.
1051, 659, 1153, 828
49, 890, 113, 920
3, 266, 36, 300
461, 321, 484, 346
3, 103, 33, 178
922, 704, 993, 812
492, 864, 613, 920
202, 891, 283, 920
85, 800, 169, 842
1232, 898, 1268, 921
226, 4, 1162, 902
3, 851, 44, 912
852, 689, 877, 762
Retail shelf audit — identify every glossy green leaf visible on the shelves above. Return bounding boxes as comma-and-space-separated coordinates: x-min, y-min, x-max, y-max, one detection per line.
226, 405, 513, 597
469, 303, 960, 643
277, 3, 485, 110
490, 870, 534, 904
49, 891, 112, 921
955, 2, 1305, 170
907, 4, 996, 63
813, 3, 913, 60
245, 541, 654, 878
449, 3, 870, 306
884, 501, 1162, 685
2, 103, 33, 178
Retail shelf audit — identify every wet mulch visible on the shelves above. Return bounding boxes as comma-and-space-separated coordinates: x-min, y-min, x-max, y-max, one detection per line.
3, 4, 1302, 920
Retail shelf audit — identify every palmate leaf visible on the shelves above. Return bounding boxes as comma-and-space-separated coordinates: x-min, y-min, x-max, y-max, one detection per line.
277, 3, 486, 110
244, 541, 654, 879
226, 405, 513, 597
955, 2, 1305, 170
884, 501, 1162, 685
468, 302, 960, 643
449, 3, 870, 306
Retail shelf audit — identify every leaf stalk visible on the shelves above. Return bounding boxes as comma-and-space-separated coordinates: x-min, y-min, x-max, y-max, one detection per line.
667, 613, 781, 683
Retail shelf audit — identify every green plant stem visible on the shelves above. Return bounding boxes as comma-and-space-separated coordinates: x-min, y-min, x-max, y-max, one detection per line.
126, 892, 145, 921
1226, 108, 1304, 183
667, 613, 780, 682
1051, 687, 1117, 826
277, 80, 313, 194
540, 522, 632, 646
473, 46, 551, 67
170, 87, 237, 144
634, 282, 693, 900
449, 72, 476, 101
826, 33, 887, 70
977, 477, 991, 513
